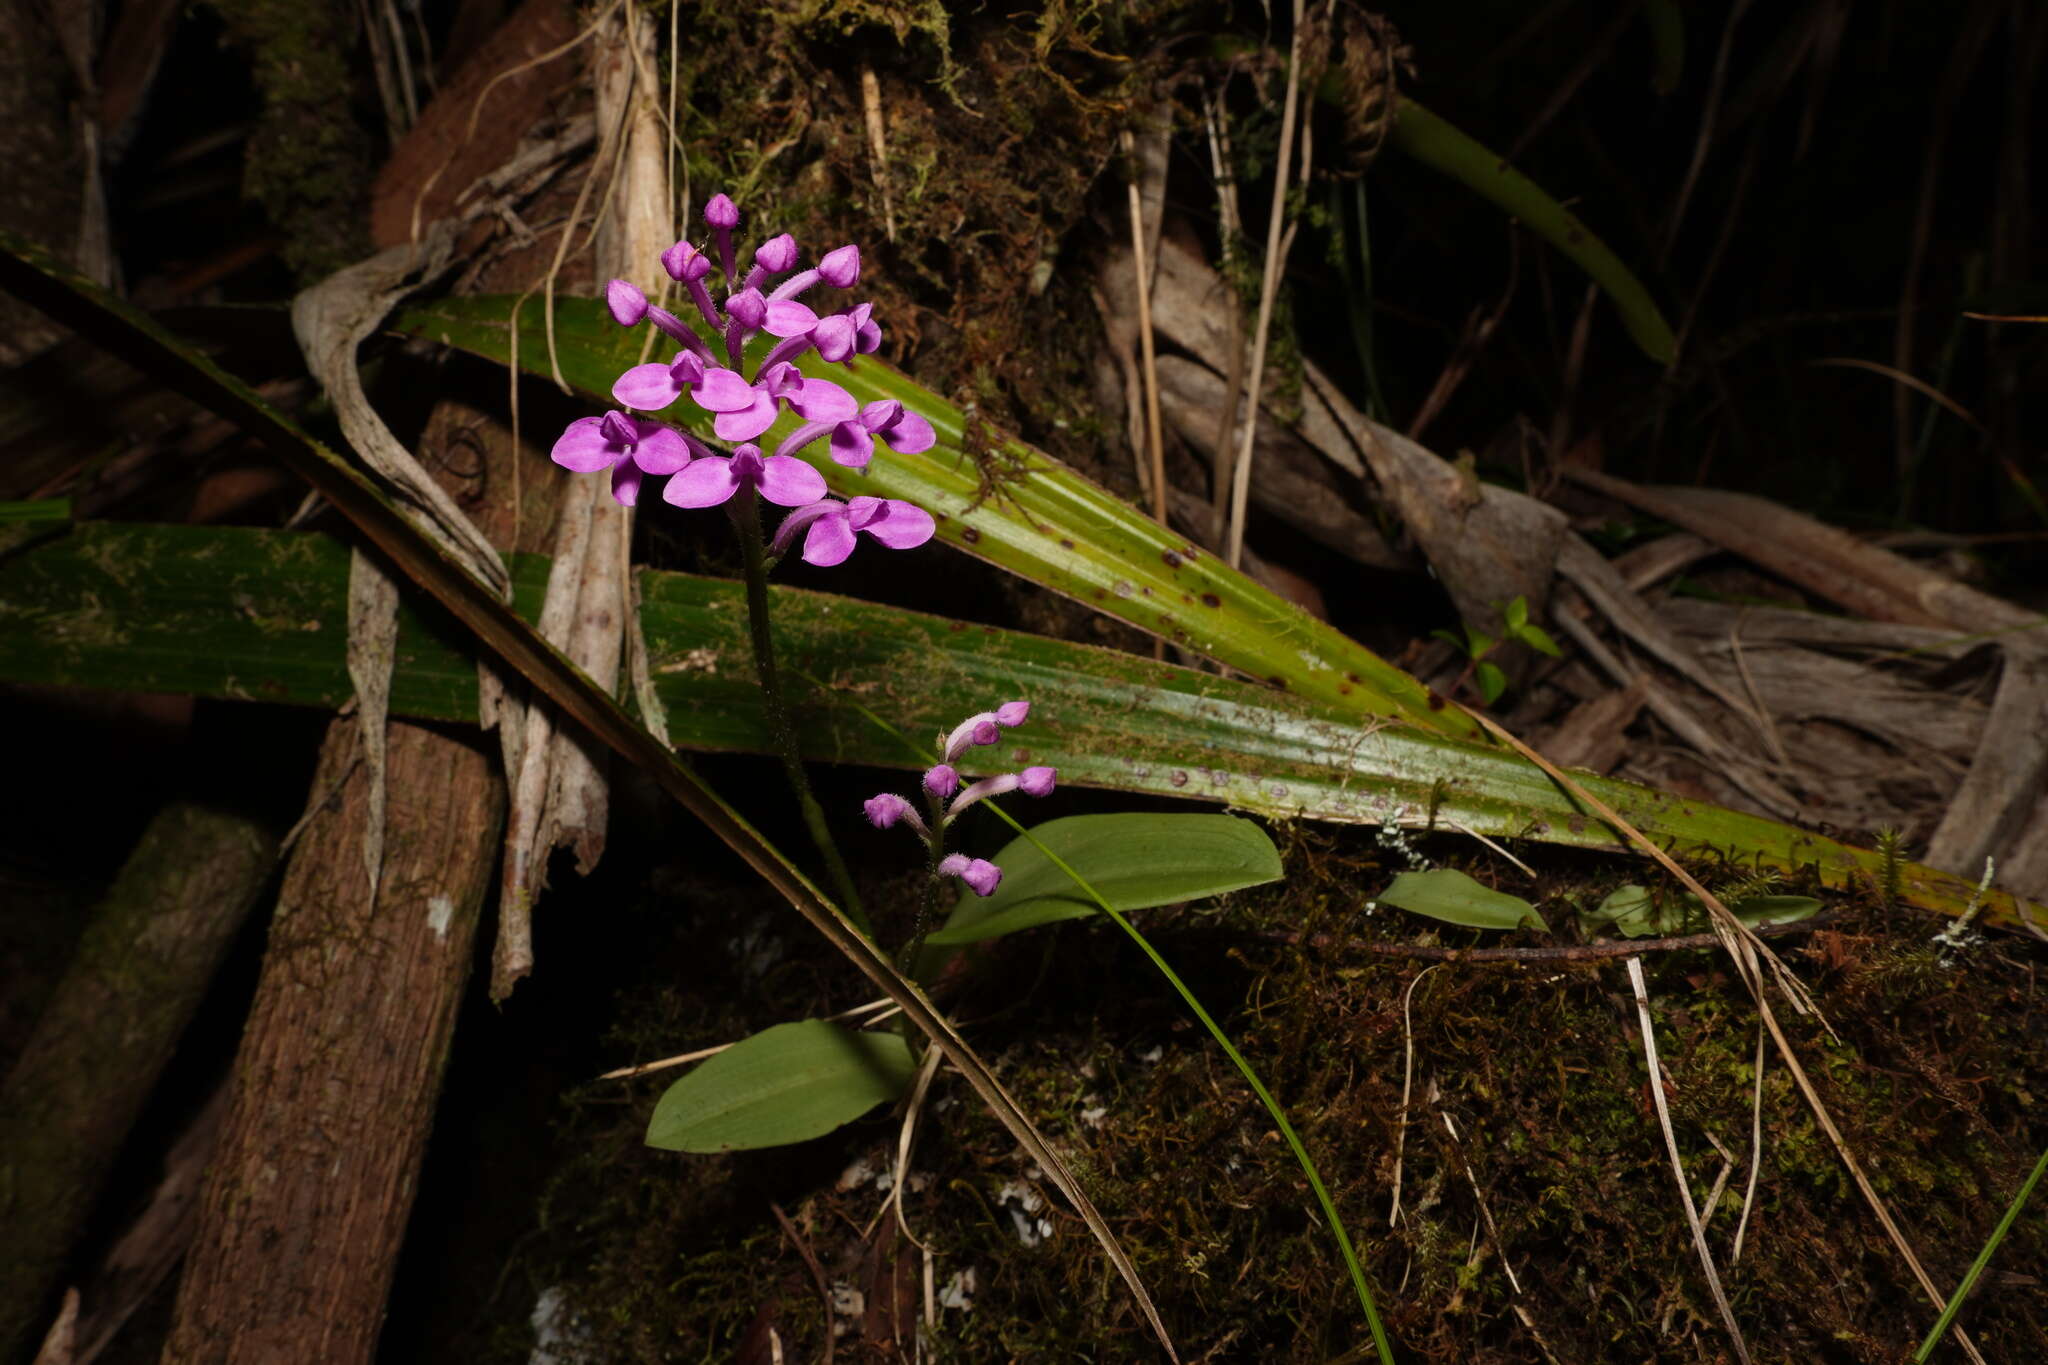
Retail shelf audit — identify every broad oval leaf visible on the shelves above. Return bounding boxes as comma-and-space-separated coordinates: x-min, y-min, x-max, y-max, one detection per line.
645, 1020, 916, 1153
924, 813, 1283, 949
1378, 868, 1543, 931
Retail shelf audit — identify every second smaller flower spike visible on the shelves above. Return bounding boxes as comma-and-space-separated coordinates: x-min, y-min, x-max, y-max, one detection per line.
938, 853, 1002, 898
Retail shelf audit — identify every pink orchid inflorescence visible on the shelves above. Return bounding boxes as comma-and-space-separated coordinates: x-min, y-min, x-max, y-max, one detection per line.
549, 192, 937, 567
863, 701, 1055, 898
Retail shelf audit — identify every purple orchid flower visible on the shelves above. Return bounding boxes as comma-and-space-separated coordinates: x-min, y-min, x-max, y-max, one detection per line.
692, 360, 857, 443
552, 411, 693, 507
769, 495, 935, 567
606, 278, 713, 360
560, 191, 940, 561
938, 854, 1002, 898
662, 442, 826, 510
771, 397, 935, 473
611, 349, 708, 411
861, 701, 1056, 898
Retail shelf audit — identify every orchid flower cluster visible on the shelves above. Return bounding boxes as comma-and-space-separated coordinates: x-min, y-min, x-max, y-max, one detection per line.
863, 701, 1056, 898
550, 193, 937, 567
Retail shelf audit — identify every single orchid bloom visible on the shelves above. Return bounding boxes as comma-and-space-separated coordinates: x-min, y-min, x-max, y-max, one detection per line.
611, 349, 708, 411
769, 495, 935, 567
938, 853, 1002, 898
767, 242, 861, 307
748, 232, 799, 284
703, 192, 740, 279
863, 792, 929, 837
662, 442, 826, 510
692, 361, 857, 442
947, 766, 1057, 819
923, 764, 961, 798
828, 398, 936, 470
604, 277, 713, 359
659, 240, 719, 329
551, 411, 692, 507
942, 701, 1031, 762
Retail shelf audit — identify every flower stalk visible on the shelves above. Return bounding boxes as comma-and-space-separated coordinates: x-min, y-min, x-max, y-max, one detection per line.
731, 487, 870, 934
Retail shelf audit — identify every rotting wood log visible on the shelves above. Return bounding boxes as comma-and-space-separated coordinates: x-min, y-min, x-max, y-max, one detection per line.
0, 803, 275, 1359
160, 717, 502, 1364
155, 9, 600, 1353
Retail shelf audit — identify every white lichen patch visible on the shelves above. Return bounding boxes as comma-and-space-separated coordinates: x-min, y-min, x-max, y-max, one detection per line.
996, 1179, 1053, 1248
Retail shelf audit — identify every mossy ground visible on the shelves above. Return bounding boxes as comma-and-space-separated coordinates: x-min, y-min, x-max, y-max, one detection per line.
471, 817, 2048, 1363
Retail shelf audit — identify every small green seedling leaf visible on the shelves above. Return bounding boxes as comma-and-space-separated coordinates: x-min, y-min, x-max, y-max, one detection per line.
1466, 627, 1495, 659
923, 812, 1283, 951
1579, 885, 1821, 938
1515, 622, 1563, 657
1378, 868, 1544, 931
1475, 661, 1508, 705
645, 1020, 916, 1153
1503, 596, 1528, 631
1430, 627, 1469, 654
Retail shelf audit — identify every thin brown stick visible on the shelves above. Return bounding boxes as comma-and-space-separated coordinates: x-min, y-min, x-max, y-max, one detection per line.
1225, 0, 1307, 567
1122, 130, 1168, 531
1259, 919, 1824, 963
769, 1202, 835, 1365
1628, 956, 1751, 1364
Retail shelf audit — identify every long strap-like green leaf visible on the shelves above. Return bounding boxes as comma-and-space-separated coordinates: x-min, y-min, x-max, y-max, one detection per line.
3, 518, 2037, 937
0, 228, 1182, 1361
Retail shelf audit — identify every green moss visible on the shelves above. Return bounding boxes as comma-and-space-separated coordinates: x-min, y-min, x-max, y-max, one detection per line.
205, 0, 372, 281
476, 827, 2048, 1361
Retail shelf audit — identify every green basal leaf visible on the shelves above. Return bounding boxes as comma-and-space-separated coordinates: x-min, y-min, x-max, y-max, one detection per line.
924, 813, 1283, 952
1476, 661, 1508, 706
1579, 885, 1822, 939
396, 294, 1482, 744
645, 1020, 916, 1153
1378, 868, 1544, 932
1729, 894, 1824, 927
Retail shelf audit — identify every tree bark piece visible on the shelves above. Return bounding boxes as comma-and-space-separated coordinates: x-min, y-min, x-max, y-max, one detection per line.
0, 804, 274, 1359
161, 717, 502, 1365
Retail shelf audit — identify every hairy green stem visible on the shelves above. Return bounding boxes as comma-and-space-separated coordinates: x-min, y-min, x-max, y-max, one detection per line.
732, 490, 869, 936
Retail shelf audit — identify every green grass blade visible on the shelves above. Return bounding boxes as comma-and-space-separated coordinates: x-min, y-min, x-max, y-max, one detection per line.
1913, 1143, 2048, 1362
395, 293, 1479, 743
1384, 98, 1677, 364
978, 800, 1397, 1362
4, 519, 2035, 938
